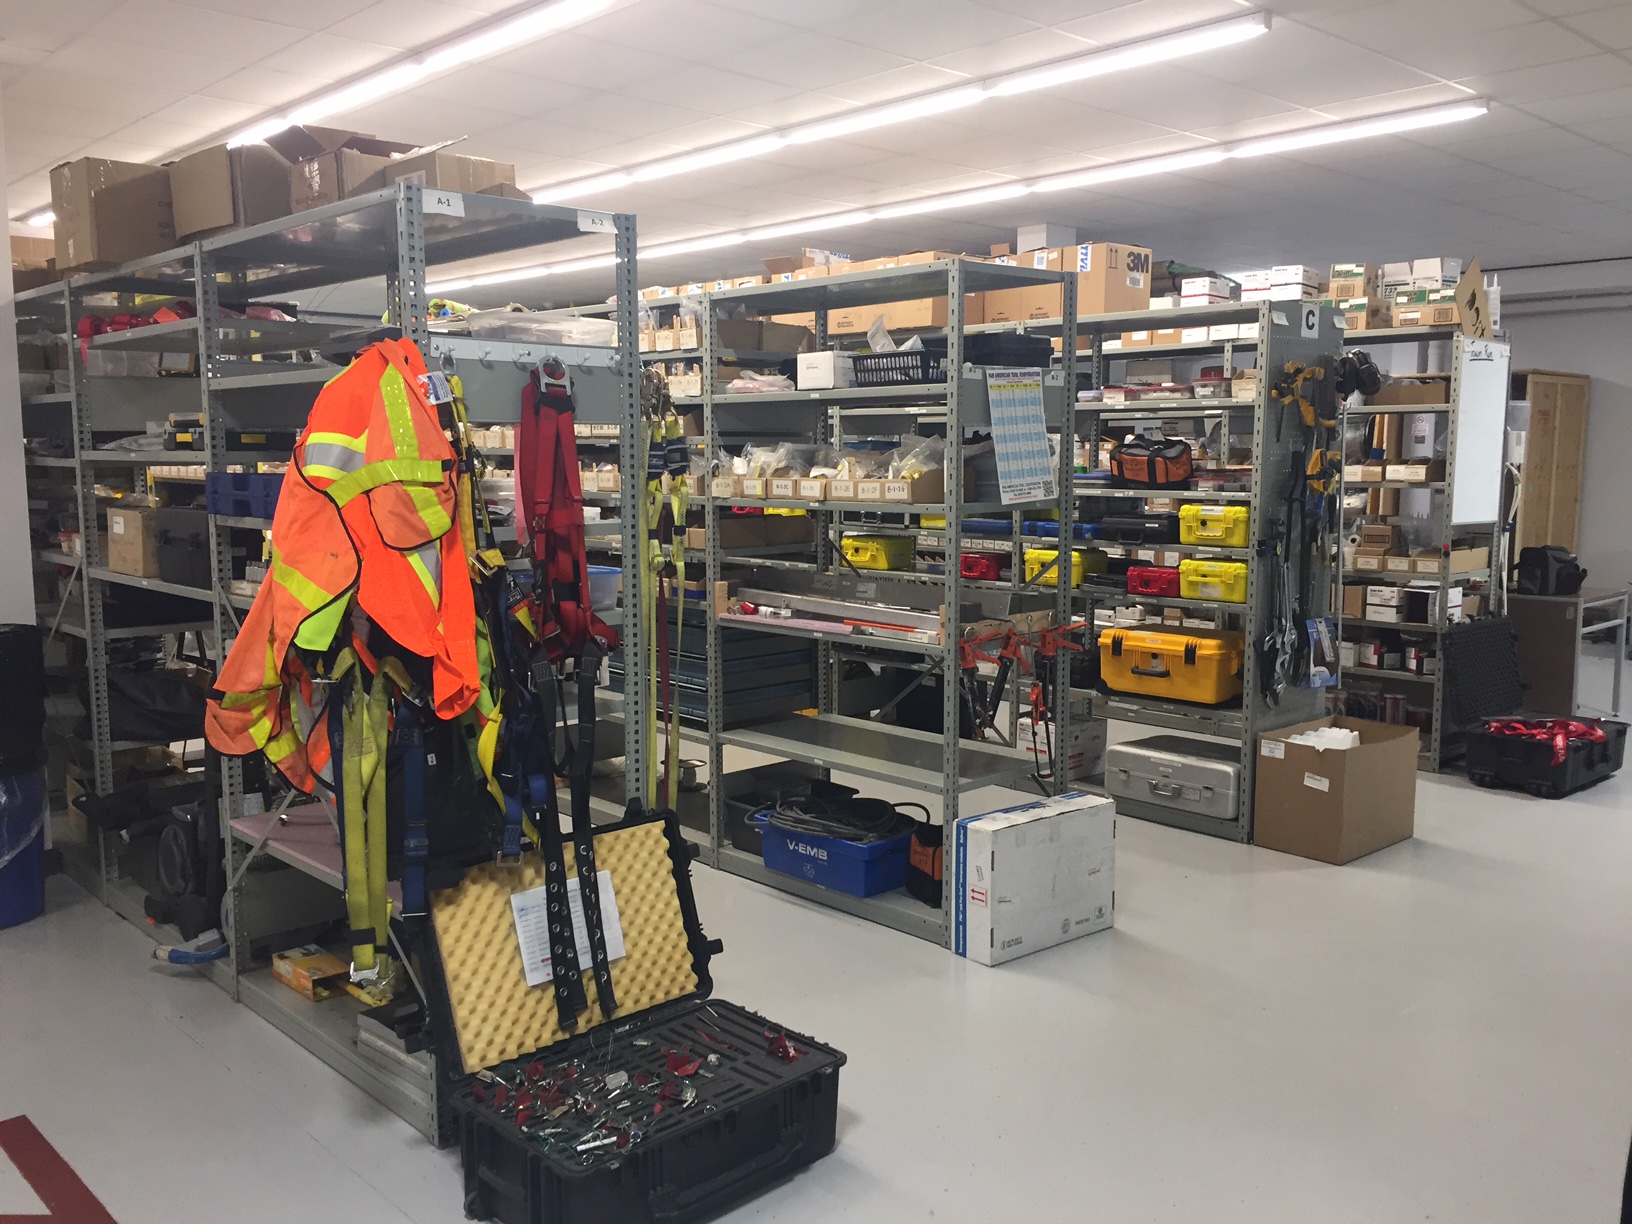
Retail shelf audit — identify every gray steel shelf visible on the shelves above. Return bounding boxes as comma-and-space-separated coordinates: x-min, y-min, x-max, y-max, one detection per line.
1343, 567, 1488, 583
717, 614, 941, 656
210, 364, 339, 391
1086, 592, 1248, 614
714, 844, 947, 944
1091, 692, 1247, 740
716, 498, 1047, 515
1354, 403, 1452, 414
88, 566, 214, 602
712, 382, 949, 407
1088, 398, 1256, 417
1345, 667, 1436, 684
215, 514, 273, 530
1346, 481, 1447, 490
1345, 617, 1442, 632
709, 257, 1060, 311
1346, 325, 1460, 344
1074, 484, 1253, 502
720, 713, 1035, 793
26, 454, 75, 467
22, 393, 70, 406
82, 448, 287, 466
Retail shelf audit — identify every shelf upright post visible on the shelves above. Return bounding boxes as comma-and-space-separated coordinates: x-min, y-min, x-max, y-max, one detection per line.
814, 306, 835, 718
613, 214, 648, 810
1053, 270, 1078, 796
702, 295, 722, 863
940, 261, 966, 936
391, 182, 428, 347
194, 243, 248, 993
65, 280, 113, 899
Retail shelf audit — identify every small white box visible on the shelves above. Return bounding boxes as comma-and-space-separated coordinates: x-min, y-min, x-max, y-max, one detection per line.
1238, 269, 1273, 291
1339, 640, 1358, 668
1015, 716, 1108, 782
1412, 257, 1462, 285
1017, 223, 1076, 252
1366, 604, 1403, 623
1207, 324, 1241, 341
1271, 263, 1321, 287
1237, 322, 1261, 340
796, 351, 856, 390
954, 790, 1115, 967
1385, 555, 1416, 573
1366, 585, 1405, 607
1180, 326, 1210, 344
1180, 276, 1233, 299
1268, 283, 1314, 301
1241, 287, 1273, 302
1102, 338, 1124, 350
1181, 294, 1231, 308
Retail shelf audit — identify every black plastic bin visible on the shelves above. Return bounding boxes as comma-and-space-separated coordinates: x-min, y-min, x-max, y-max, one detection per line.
1466, 718, 1627, 798
453, 1000, 844, 1224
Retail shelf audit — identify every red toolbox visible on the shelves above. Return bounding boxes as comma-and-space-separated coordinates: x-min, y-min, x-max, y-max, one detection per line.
1126, 565, 1182, 597
960, 552, 1010, 581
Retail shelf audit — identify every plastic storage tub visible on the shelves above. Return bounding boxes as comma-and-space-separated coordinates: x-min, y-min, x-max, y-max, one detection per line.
841, 534, 914, 571
1179, 504, 1249, 548
1099, 629, 1245, 704
1178, 559, 1248, 603
586, 565, 621, 611
1466, 718, 1627, 798
1126, 566, 1181, 597
1024, 547, 1107, 588
759, 818, 911, 897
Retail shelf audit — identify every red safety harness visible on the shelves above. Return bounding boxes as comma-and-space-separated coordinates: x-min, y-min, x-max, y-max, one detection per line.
1485, 718, 1607, 766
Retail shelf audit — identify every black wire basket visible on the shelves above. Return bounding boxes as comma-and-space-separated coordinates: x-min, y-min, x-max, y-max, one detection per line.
850, 350, 942, 386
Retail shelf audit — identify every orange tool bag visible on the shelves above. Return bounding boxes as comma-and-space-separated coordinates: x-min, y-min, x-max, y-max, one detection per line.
1109, 437, 1193, 489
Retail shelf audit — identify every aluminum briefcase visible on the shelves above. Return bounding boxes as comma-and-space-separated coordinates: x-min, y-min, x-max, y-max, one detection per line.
1104, 735, 1241, 821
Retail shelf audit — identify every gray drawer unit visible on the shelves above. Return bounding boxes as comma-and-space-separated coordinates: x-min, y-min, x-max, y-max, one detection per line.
1105, 735, 1242, 822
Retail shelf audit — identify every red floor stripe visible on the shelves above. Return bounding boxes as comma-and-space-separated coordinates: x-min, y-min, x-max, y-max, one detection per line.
0, 1116, 117, 1223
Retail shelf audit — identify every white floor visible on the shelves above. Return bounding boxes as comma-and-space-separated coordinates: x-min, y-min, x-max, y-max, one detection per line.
3, 659, 1631, 1223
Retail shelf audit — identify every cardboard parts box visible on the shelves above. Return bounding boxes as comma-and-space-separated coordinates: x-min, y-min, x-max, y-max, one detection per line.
984, 242, 1153, 324
169, 143, 295, 240
953, 790, 1115, 966
1253, 716, 1418, 864
268, 125, 419, 211
50, 158, 176, 270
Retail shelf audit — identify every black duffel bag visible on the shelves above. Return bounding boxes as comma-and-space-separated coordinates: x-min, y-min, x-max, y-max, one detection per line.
1517, 545, 1587, 596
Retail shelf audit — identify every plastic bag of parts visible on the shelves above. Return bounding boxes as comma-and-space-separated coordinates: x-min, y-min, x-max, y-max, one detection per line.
0, 769, 45, 873
832, 448, 887, 480
887, 436, 946, 481
467, 311, 618, 348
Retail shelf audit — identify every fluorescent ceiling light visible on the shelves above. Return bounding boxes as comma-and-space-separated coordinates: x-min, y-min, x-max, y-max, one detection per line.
227, 0, 613, 147
428, 99, 1486, 295
530, 11, 1271, 204
23, 210, 55, 227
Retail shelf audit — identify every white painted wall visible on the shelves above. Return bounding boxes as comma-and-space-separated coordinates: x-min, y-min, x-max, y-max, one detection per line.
0, 89, 37, 625
1501, 307, 1632, 592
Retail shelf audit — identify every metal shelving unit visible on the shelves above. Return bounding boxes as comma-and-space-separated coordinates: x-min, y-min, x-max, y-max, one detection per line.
697, 258, 1078, 946
15, 184, 643, 1147
1052, 301, 1340, 843
1334, 328, 1511, 771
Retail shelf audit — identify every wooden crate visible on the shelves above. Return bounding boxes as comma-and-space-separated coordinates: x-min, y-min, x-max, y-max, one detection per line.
1512, 369, 1590, 555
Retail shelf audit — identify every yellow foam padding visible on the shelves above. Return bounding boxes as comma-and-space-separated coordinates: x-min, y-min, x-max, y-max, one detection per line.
430, 820, 699, 1074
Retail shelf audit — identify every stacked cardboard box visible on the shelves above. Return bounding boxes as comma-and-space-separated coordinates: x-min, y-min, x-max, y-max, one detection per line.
50, 158, 176, 271
982, 241, 1153, 323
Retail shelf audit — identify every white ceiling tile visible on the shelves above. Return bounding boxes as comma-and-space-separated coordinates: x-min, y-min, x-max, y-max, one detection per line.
1086, 76, 1297, 132
0, 44, 50, 70
817, 0, 1035, 60
1188, 24, 1443, 109
573, 1, 796, 64
1522, 84, 1632, 126
144, 94, 265, 134
926, 27, 1093, 78
546, 93, 714, 140
474, 117, 606, 158
722, 92, 868, 132
1457, 53, 1632, 104
640, 116, 771, 151
816, 63, 973, 108
701, 0, 880, 28
0, 0, 123, 52
965, 0, 1128, 23
196, 65, 328, 108
322, 1, 499, 50
1565, 116, 1632, 149
1055, 0, 1249, 46
1391, 20, 1603, 79
259, 32, 401, 80
483, 34, 671, 90
403, 67, 577, 119
1304, 0, 1539, 47
1517, 0, 1623, 14
617, 65, 803, 114
165, 0, 379, 26
1560, 5, 1632, 47
732, 33, 914, 93
337, 97, 524, 146
77, 136, 172, 162
91, 1, 304, 61
107, 115, 217, 152
42, 37, 237, 91
1438, 124, 1590, 161
1312, 83, 1490, 122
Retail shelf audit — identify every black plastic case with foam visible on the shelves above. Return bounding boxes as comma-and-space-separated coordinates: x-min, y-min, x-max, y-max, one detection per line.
419, 809, 846, 1224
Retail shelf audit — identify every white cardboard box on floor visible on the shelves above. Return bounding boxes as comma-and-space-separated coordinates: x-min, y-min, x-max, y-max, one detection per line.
953, 791, 1114, 966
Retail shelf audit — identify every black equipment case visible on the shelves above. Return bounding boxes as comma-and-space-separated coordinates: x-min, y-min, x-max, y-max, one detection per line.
1466, 718, 1627, 798
420, 810, 845, 1224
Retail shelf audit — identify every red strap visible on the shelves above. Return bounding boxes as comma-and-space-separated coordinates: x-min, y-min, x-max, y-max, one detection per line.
1486, 718, 1606, 766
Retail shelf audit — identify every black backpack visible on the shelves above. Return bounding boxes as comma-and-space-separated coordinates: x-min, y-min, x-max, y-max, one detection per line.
1517, 546, 1587, 596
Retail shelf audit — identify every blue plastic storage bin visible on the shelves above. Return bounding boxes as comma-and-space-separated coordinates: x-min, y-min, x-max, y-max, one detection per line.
757, 813, 911, 897
0, 769, 47, 929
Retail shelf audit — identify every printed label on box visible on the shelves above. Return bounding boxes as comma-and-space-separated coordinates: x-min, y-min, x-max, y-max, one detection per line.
1303, 772, 1330, 792
1262, 740, 1285, 759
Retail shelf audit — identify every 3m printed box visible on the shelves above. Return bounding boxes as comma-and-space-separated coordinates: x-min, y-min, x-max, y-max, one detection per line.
954, 791, 1114, 966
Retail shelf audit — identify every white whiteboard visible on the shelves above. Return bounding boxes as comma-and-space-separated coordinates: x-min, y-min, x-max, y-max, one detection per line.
1451, 336, 1510, 525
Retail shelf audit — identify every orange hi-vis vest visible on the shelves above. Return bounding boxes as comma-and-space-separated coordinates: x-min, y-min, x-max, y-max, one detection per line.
207, 338, 480, 790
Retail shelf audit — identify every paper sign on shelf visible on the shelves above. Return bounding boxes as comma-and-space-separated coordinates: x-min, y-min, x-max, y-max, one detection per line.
984, 367, 1056, 505
510, 870, 627, 988
577, 210, 615, 234
424, 191, 465, 218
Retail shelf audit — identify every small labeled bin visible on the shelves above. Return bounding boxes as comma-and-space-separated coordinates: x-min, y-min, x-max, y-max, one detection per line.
1126, 565, 1181, 597
1179, 504, 1249, 548
841, 534, 914, 571
1099, 629, 1245, 704
758, 816, 911, 897
1025, 547, 1107, 588
1178, 559, 1248, 603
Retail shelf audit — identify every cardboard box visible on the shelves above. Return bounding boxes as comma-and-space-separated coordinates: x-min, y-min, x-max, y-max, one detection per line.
1384, 554, 1415, 573
796, 351, 855, 390
768, 477, 797, 500
50, 159, 176, 270
983, 242, 1152, 323
1394, 302, 1462, 328
689, 517, 766, 550
1384, 458, 1446, 482
1340, 297, 1390, 333
1119, 330, 1153, 348
953, 791, 1115, 966
1412, 257, 1462, 286
710, 476, 740, 499
1368, 376, 1449, 408
1359, 523, 1398, 548
1339, 640, 1358, 668
1352, 550, 1386, 572
883, 294, 983, 331
1180, 326, 1210, 344
1183, 293, 1234, 307
796, 477, 827, 501
884, 469, 944, 503
1364, 604, 1403, 623
1344, 463, 1385, 483
1253, 717, 1417, 864
170, 144, 293, 240
762, 513, 817, 545
1342, 584, 1366, 618
1412, 545, 1489, 575
757, 320, 815, 353
1238, 269, 1273, 291
1271, 263, 1322, 288
271, 126, 417, 211
1152, 327, 1183, 346
272, 944, 351, 1002
1365, 585, 1405, 607
1329, 263, 1380, 299
106, 506, 160, 578
358, 150, 515, 197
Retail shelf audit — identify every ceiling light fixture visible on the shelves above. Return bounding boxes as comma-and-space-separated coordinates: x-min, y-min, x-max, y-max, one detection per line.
529, 10, 1272, 204
428, 98, 1487, 295
226, 0, 615, 148
22, 210, 56, 227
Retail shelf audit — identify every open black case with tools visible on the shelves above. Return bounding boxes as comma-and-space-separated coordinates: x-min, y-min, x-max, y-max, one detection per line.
418, 807, 846, 1224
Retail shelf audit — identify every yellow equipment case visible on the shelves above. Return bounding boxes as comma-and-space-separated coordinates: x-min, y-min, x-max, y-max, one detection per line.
1099, 628, 1245, 704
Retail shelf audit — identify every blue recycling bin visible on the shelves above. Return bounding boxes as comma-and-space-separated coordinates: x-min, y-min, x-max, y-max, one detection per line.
0, 769, 47, 929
